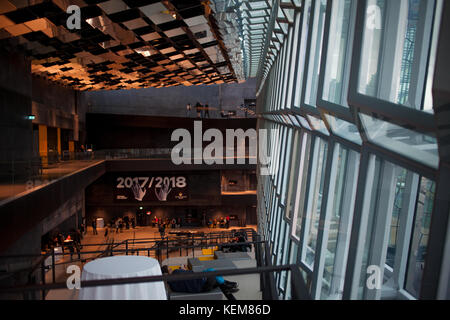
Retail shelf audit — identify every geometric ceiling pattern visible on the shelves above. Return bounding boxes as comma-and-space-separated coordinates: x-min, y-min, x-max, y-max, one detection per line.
0, 0, 238, 90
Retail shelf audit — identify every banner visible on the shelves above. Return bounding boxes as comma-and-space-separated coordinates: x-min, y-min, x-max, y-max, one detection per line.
114, 175, 189, 202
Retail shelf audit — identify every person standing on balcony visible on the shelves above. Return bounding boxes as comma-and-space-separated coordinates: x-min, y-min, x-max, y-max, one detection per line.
186, 103, 192, 117
195, 102, 202, 119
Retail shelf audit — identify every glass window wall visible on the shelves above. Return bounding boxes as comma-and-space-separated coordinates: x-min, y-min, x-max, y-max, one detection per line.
301, 137, 329, 270
318, 144, 360, 299
357, 0, 443, 112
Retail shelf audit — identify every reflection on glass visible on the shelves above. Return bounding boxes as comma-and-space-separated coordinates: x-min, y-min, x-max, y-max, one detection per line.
322, 0, 353, 107
307, 115, 330, 135
360, 113, 439, 168
358, 0, 441, 112
296, 115, 312, 130
302, 137, 328, 269
357, 155, 382, 299
294, 0, 313, 107
293, 133, 312, 237
304, 0, 327, 107
280, 129, 293, 204
324, 114, 362, 145
405, 177, 436, 298
320, 145, 360, 300
385, 169, 408, 268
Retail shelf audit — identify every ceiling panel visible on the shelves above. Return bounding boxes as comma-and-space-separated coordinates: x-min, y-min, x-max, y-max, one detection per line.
0, 0, 238, 90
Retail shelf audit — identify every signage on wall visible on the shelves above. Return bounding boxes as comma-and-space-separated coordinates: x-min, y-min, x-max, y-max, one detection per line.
114, 175, 188, 202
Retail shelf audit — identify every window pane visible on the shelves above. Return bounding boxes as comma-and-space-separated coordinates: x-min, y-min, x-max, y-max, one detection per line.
386, 169, 409, 268
324, 114, 362, 145
360, 113, 439, 168
322, 0, 354, 107
405, 177, 436, 298
304, 0, 327, 107
302, 137, 329, 270
356, 155, 382, 299
320, 145, 360, 299
307, 115, 330, 136
296, 115, 312, 130
281, 129, 294, 204
294, 0, 313, 107
358, 0, 442, 111
292, 133, 312, 238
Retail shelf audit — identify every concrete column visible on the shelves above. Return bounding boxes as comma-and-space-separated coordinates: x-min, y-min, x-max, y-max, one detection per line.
57, 127, 61, 156
38, 125, 47, 166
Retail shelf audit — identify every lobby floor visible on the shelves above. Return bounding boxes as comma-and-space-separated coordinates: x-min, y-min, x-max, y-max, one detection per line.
45, 224, 259, 300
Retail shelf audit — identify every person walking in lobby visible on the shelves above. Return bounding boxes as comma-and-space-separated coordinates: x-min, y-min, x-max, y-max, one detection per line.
92, 219, 97, 235
159, 223, 166, 239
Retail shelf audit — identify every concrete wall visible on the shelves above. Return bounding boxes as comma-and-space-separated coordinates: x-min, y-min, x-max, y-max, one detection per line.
86, 114, 256, 150
0, 50, 33, 180
31, 76, 87, 139
0, 49, 89, 181
83, 78, 257, 119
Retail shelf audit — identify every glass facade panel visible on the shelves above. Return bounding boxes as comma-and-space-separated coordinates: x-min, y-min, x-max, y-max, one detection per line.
324, 114, 362, 145
292, 133, 312, 239
256, 0, 446, 301
405, 177, 436, 298
294, 0, 313, 107
353, 155, 436, 300
296, 115, 312, 131
302, 137, 329, 270
307, 115, 330, 136
320, 144, 360, 299
304, 0, 327, 107
322, 0, 354, 107
360, 113, 439, 168
357, 0, 442, 112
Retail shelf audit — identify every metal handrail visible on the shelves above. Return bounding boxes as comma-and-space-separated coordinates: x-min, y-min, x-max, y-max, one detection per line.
0, 264, 310, 301
0, 235, 311, 300
0, 229, 256, 260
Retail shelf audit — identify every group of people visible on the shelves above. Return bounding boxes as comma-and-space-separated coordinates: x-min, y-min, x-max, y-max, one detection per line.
186, 102, 210, 118
42, 228, 83, 261
152, 217, 181, 229
208, 216, 230, 229
91, 217, 136, 238
154, 217, 182, 239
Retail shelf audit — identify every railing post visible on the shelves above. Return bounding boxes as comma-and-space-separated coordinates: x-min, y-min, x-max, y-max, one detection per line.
110, 240, 114, 256
166, 237, 169, 260
41, 258, 46, 300
264, 242, 278, 300
126, 240, 128, 256
51, 248, 56, 284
